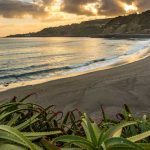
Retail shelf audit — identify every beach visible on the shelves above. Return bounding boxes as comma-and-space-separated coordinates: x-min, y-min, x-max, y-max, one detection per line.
0, 53, 150, 117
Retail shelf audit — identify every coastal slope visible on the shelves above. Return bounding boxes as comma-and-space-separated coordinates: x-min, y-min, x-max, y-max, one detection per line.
102, 10, 150, 34
0, 55, 150, 116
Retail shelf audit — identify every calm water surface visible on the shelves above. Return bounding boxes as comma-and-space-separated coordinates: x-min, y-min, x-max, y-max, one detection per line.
0, 37, 149, 84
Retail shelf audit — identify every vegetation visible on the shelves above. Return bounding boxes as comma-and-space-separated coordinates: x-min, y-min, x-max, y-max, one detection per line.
7, 10, 150, 38
7, 18, 111, 37
0, 94, 150, 150
102, 10, 150, 34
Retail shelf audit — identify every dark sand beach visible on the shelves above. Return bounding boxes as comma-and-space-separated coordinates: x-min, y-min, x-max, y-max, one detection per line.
0, 55, 150, 116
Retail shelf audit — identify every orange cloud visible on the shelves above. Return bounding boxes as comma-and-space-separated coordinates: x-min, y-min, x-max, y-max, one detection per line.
0, 0, 52, 18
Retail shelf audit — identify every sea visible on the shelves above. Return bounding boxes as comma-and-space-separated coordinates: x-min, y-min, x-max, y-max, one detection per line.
0, 37, 150, 86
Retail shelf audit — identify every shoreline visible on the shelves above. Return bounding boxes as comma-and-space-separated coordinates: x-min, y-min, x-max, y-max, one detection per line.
0, 54, 150, 116
5, 34, 150, 39
0, 45, 150, 93
92, 34, 150, 39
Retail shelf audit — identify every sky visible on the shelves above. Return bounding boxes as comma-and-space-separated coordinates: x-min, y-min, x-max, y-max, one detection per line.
0, 0, 149, 36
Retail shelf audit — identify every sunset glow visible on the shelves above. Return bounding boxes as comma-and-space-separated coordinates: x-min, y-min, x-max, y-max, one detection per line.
0, 0, 149, 36
82, 3, 99, 15
124, 3, 139, 14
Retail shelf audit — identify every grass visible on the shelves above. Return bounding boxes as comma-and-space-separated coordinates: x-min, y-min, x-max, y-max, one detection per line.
0, 94, 150, 150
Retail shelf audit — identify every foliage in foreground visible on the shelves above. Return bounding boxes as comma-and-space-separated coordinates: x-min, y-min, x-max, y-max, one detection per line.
0, 94, 150, 150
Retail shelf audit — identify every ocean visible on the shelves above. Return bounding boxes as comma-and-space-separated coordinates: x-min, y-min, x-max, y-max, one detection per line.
0, 37, 150, 85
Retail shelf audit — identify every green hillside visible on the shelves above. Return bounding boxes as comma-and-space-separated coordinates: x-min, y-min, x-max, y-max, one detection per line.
102, 10, 150, 34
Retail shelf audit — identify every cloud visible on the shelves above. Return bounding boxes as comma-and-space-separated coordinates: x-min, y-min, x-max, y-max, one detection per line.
137, 0, 150, 12
0, 0, 149, 19
33, 0, 53, 5
0, 0, 52, 18
98, 0, 123, 16
61, 0, 99, 16
61, 0, 125, 16
61, 0, 149, 17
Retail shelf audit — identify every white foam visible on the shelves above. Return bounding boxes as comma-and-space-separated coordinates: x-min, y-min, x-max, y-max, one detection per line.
62, 39, 150, 75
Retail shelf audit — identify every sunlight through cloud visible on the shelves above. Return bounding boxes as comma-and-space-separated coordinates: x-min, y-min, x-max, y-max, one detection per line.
82, 2, 100, 15
124, 3, 138, 13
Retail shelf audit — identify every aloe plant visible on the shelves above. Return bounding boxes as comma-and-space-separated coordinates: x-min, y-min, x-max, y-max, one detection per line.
0, 96, 150, 150
0, 125, 63, 150
54, 114, 143, 150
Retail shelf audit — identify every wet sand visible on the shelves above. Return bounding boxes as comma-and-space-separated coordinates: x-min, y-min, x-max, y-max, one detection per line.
0, 56, 150, 116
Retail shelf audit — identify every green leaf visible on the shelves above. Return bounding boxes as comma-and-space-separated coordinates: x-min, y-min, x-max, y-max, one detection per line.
0, 130, 27, 147
107, 145, 137, 150
127, 130, 150, 142
0, 143, 27, 150
104, 137, 143, 150
0, 125, 36, 150
0, 109, 23, 121
138, 143, 150, 150
98, 130, 106, 146
105, 121, 137, 139
61, 148, 83, 150
91, 123, 101, 140
15, 113, 40, 130
7, 114, 20, 126
54, 135, 94, 149
81, 121, 91, 142
23, 131, 62, 137
82, 114, 97, 146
